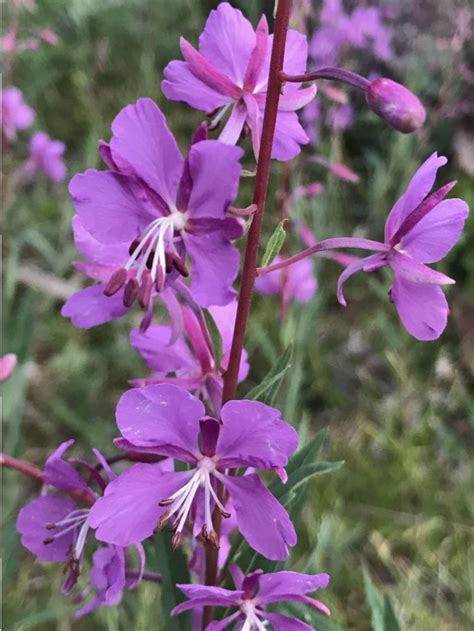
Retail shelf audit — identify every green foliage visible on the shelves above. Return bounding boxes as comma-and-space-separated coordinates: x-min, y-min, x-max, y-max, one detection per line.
260, 218, 287, 267
363, 568, 401, 631
245, 344, 293, 404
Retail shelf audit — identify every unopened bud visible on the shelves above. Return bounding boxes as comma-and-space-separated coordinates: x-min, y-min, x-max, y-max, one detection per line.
366, 78, 426, 133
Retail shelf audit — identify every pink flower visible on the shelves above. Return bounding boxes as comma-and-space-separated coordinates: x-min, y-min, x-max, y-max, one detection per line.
1, 86, 34, 142
21, 131, 66, 182
162, 2, 316, 161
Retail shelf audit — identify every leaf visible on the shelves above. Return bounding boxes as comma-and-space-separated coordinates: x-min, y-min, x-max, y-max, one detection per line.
203, 309, 223, 370
245, 344, 293, 405
154, 532, 191, 630
261, 219, 287, 268
363, 568, 401, 631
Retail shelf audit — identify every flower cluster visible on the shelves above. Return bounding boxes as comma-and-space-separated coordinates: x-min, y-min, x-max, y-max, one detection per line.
9, 2, 470, 629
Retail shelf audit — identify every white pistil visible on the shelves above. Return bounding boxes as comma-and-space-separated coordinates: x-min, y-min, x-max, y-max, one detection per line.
209, 103, 232, 130
125, 213, 187, 284
240, 600, 267, 631
161, 457, 219, 537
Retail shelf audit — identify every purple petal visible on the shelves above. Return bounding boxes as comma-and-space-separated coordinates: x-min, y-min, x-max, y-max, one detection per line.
229, 563, 245, 589
130, 326, 196, 374
109, 98, 183, 206
384, 153, 447, 243
72, 216, 129, 266
390, 275, 449, 341
217, 400, 298, 469
162, 60, 232, 113
177, 583, 242, 601
69, 170, 152, 245
264, 612, 314, 630
61, 284, 130, 329
243, 15, 269, 91
273, 85, 317, 112
90, 545, 126, 604
336, 253, 387, 306
258, 29, 309, 93
219, 473, 296, 561
389, 251, 454, 285
399, 198, 469, 263
179, 39, 241, 100
257, 571, 330, 603
272, 110, 310, 161
17, 495, 77, 562
218, 100, 247, 145
184, 226, 239, 307
172, 595, 239, 616
44, 440, 90, 493
115, 384, 204, 462
199, 3, 256, 86
186, 140, 243, 219
209, 302, 249, 382
206, 612, 241, 630
89, 466, 192, 546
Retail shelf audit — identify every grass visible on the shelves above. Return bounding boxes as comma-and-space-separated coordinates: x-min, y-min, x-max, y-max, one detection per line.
2, 0, 473, 629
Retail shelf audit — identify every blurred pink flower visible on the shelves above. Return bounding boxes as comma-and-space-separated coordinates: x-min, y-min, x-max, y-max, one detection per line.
21, 131, 66, 182
1, 86, 34, 142
0, 354, 17, 382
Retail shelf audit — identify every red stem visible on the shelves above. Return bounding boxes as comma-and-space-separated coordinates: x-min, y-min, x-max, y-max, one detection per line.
221, 0, 293, 405
203, 1, 293, 626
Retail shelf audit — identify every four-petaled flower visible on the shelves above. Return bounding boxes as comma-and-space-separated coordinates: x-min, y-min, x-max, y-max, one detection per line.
162, 2, 316, 161
16, 440, 145, 613
173, 564, 330, 630
88, 384, 298, 561
335, 153, 469, 340
63, 97, 243, 333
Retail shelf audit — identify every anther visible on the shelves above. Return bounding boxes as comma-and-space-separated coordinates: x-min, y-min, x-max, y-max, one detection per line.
123, 278, 139, 307
128, 239, 141, 256
155, 266, 165, 293
104, 268, 127, 297
171, 532, 183, 550
138, 272, 153, 308
169, 252, 189, 277
207, 530, 220, 550
155, 510, 171, 532
159, 498, 175, 507
46, 523, 57, 530
43, 536, 55, 544
218, 508, 231, 519
139, 304, 153, 334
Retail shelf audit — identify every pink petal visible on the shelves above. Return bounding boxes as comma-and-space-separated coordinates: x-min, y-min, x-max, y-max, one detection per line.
390, 275, 449, 341
400, 198, 469, 263
198, 2, 256, 86
180, 38, 242, 100
384, 153, 447, 243
109, 98, 183, 206
389, 251, 454, 285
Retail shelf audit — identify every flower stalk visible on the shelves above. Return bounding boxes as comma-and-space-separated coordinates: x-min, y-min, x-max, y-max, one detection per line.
204, 0, 293, 623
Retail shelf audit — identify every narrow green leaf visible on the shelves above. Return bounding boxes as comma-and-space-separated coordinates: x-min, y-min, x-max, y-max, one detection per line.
203, 309, 223, 370
363, 567, 385, 631
154, 532, 190, 630
245, 344, 293, 405
261, 219, 287, 267
382, 594, 402, 631
275, 461, 345, 505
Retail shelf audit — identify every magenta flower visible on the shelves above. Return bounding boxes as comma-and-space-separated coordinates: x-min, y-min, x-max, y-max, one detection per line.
172, 565, 330, 630
335, 153, 469, 340
130, 300, 249, 413
1, 86, 34, 142
0, 353, 17, 382
21, 131, 66, 182
260, 154, 469, 340
74, 544, 145, 619
65, 98, 243, 322
88, 384, 298, 561
255, 254, 317, 306
16, 440, 145, 603
162, 2, 316, 161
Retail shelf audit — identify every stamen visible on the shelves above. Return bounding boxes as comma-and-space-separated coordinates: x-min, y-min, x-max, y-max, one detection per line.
123, 278, 139, 307
104, 268, 127, 297
171, 532, 183, 550
139, 271, 153, 308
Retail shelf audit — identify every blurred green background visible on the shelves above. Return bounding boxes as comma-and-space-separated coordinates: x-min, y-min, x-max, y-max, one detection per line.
2, 0, 473, 629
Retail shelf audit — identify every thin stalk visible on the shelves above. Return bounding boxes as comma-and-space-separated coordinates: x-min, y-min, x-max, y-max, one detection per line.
281, 67, 370, 91
203, 0, 293, 626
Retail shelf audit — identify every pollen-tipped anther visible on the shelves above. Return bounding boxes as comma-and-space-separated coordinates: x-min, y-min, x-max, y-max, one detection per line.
104, 268, 128, 297
123, 278, 139, 307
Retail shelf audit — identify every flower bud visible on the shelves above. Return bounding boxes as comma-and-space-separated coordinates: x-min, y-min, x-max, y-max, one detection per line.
366, 78, 426, 133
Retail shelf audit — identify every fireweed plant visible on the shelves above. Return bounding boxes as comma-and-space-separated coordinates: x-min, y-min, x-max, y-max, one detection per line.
3, 2, 470, 629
